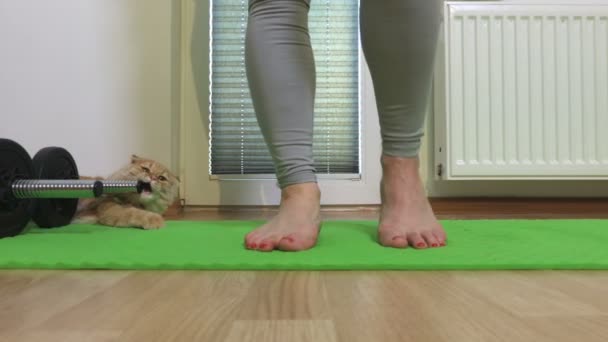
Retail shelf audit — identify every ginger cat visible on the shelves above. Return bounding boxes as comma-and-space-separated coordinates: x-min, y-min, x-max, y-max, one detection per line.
74, 155, 180, 229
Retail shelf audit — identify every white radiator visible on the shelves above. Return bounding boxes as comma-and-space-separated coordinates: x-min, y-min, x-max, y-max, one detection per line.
436, 1, 608, 180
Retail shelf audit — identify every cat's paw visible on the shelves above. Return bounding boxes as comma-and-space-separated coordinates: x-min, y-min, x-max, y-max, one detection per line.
142, 213, 165, 230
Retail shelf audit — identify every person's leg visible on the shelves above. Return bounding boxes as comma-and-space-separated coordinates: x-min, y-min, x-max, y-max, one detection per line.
360, 0, 447, 249
243, 0, 320, 252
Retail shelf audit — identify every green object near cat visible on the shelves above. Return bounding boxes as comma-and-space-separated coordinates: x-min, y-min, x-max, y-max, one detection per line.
0, 219, 607, 270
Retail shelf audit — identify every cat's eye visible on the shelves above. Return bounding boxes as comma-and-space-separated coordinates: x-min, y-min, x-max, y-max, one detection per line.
159, 176, 167, 181
142, 166, 150, 173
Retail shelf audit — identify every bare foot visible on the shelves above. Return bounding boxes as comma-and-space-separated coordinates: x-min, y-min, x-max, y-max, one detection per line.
244, 183, 321, 252
378, 156, 447, 249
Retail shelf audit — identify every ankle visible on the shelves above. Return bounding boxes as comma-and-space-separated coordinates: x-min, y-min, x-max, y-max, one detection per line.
381, 154, 419, 167
381, 155, 421, 178
281, 182, 321, 202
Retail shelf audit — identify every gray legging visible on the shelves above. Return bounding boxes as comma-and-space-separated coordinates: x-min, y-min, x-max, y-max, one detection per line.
246, 0, 442, 188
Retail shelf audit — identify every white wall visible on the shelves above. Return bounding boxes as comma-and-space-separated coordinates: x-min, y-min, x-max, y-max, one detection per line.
0, 0, 180, 178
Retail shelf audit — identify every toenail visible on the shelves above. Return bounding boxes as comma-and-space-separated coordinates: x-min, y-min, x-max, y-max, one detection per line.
431, 243, 438, 247
259, 243, 267, 249
251, 243, 257, 248
440, 242, 446, 246
417, 242, 426, 248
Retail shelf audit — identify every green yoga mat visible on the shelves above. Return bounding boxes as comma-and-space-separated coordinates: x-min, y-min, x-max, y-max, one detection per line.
0, 220, 606, 270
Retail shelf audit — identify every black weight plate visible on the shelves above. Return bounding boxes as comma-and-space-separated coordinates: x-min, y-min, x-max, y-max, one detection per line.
32, 147, 79, 228
0, 138, 34, 238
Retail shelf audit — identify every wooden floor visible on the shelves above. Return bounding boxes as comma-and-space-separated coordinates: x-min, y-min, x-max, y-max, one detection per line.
2, 201, 608, 342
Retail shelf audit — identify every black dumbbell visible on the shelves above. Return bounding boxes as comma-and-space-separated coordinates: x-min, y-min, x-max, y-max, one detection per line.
0, 138, 152, 238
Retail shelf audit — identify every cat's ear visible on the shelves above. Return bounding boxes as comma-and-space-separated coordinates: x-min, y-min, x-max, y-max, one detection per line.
131, 154, 142, 164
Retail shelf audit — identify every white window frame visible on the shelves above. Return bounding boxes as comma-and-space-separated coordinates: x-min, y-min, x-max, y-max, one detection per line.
179, 1, 381, 206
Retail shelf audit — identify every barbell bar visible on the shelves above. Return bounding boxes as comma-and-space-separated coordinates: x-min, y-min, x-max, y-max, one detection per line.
0, 138, 151, 238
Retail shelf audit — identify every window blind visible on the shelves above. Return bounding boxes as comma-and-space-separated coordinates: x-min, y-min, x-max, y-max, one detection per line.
210, 0, 360, 175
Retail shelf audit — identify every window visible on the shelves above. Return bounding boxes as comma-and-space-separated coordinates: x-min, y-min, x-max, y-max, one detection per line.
209, 0, 360, 177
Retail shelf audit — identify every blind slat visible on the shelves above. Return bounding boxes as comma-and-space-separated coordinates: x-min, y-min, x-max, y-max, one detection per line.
210, 0, 359, 175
